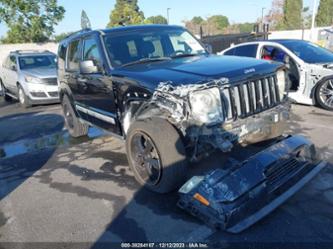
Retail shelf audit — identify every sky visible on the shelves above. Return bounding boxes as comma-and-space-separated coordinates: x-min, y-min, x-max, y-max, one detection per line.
0, 0, 318, 37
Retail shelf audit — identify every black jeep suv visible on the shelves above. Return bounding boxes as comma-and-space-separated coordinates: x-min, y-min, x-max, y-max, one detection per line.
58, 25, 290, 193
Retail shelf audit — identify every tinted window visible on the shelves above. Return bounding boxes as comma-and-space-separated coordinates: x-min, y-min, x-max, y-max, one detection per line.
224, 48, 236, 56
234, 45, 258, 58
83, 37, 102, 69
58, 44, 67, 61
19, 55, 56, 70
67, 40, 81, 71
4, 56, 17, 70
280, 40, 333, 64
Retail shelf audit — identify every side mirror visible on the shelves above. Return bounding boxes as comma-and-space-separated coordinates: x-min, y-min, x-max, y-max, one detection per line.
79, 60, 99, 74
10, 65, 17, 71
204, 44, 213, 54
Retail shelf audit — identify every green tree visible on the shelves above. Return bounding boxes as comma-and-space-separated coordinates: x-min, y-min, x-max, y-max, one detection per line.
107, 0, 145, 27
282, 0, 303, 30
207, 15, 229, 31
0, 0, 65, 43
191, 16, 204, 25
316, 0, 333, 27
238, 22, 255, 33
146, 15, 168, 24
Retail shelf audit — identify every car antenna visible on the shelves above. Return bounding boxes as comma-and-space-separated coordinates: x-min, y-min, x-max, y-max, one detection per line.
81, 10, 91, 30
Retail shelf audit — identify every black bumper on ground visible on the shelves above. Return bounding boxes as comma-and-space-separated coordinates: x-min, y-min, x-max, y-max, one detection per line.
178, 135, 326, 233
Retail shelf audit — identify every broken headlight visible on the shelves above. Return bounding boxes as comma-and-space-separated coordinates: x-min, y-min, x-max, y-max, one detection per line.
189, 87, 223, 125
179, 176, 204, 194
276, 69, 287, 100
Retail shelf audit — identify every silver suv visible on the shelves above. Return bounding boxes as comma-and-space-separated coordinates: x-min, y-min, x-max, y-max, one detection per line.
0, 50, 59, 107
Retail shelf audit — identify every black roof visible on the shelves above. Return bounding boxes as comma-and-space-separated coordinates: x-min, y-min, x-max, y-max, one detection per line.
60, 24, 184, 43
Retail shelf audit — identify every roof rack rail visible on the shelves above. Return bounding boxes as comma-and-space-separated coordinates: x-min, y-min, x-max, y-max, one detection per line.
12, 50, 53, 54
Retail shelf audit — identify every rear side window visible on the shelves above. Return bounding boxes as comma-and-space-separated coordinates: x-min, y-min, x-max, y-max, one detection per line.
67, 40, 81, 71
224, 48, 236, 56
233, 44, 258, 58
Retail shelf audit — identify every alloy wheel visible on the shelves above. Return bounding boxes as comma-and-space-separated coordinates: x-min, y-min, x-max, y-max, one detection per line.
18, 88, 25, 104
129, 131, 162, 186
319, 79, 333, 108
63, 103, 74, 129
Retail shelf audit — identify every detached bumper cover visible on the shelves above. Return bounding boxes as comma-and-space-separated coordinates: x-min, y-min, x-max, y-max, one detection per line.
178, 135, 326, 233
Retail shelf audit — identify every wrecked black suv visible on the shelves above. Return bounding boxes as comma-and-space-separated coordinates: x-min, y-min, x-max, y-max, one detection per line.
58, 25, 325, 231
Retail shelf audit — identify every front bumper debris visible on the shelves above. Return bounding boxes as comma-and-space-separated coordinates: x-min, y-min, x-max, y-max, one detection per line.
178, 135, 326, 233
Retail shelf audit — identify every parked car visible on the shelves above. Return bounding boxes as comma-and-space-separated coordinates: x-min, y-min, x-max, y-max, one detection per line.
0, 50, 59, 107
220, 39, 333, 111
58, 25, 325, 232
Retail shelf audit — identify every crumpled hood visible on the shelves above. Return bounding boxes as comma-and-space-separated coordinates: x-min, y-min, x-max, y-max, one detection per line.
112, 55, 283, 90
21, 67, 57, 78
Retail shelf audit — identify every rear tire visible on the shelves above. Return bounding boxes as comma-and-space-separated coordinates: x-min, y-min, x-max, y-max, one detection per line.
315, 79, 333, 111
61, 95, 89, 137
0, 80, 12, 102
126, 118, 187, 193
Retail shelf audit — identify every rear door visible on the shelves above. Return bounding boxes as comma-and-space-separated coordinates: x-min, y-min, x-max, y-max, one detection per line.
2, 55, 18, 94
76, 34, 120, 134
65, 39, 90, 121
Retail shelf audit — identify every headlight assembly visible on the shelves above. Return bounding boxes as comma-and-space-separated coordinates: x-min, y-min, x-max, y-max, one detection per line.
189, 87, 223, 125
25, 76, 42, 84
178, 176, 204, 194
276, 70, 287, 100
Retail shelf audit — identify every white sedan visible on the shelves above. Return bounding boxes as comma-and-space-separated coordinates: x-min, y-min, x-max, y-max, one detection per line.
220, 39, 333, 111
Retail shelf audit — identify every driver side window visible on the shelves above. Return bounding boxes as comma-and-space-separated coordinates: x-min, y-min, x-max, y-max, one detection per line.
83, 37, 103, 71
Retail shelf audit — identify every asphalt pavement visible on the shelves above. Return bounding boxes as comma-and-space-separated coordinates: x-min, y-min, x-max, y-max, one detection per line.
0, 98, 332, 249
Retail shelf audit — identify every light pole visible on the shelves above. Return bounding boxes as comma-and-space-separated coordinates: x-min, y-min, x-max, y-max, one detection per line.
167, 8, 171, 24
311, 0, 318, 41
261, 7, 266, 31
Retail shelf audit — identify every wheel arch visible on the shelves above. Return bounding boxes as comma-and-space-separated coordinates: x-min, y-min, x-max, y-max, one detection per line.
312, 75, 333, 103
59, 83, 80, 117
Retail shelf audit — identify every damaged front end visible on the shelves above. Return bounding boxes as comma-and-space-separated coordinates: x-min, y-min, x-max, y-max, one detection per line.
178, 135, 326, 233
144, 71, 290, 161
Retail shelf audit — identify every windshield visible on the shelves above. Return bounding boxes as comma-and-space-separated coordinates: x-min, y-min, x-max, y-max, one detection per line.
19, 55, 56, 70
103, 28, 207, 67
280, 40, 333, 64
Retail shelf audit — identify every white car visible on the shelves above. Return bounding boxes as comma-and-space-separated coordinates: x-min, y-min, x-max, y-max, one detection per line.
0, 50, 59, 108
220, 39, 333, 110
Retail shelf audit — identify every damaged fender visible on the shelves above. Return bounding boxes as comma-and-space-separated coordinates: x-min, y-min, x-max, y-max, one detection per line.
178, 135, 326, 233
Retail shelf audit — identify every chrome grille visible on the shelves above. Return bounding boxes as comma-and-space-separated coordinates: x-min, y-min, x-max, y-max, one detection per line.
265, 158, 305, 189
222, 74, 280, 120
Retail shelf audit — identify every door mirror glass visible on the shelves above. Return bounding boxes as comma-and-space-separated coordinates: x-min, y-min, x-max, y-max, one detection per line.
79, 60, 99, 74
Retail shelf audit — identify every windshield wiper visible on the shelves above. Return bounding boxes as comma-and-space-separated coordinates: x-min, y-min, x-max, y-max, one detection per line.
120, 57, 171, 68
170, 54, 200, 59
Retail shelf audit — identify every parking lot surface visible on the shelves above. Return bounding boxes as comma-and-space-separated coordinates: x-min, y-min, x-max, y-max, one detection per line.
0, 99, 333, 248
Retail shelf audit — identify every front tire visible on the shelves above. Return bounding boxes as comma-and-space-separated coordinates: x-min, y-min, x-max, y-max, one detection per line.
18, 85, 31, 108
315, 79, 333, 111
61, 95, 89, 137
126, 118, 188, 193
